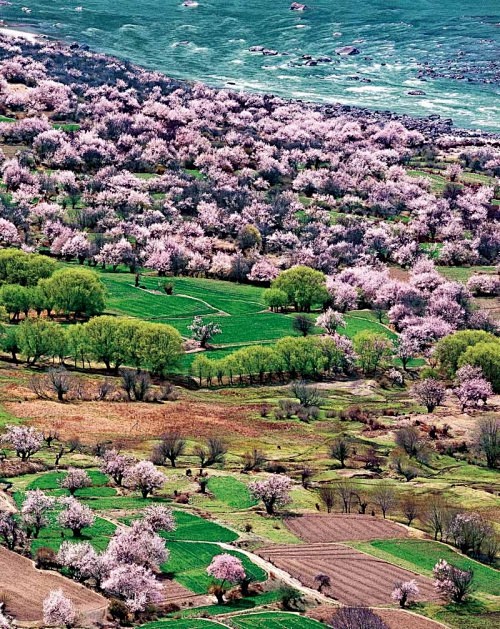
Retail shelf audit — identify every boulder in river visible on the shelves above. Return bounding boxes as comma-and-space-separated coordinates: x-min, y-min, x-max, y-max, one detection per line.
335, 46, 360, 56
407, 90, 427, 96
290, 2, 308, 10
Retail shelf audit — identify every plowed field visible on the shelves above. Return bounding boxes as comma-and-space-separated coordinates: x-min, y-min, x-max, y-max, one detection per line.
0, 546, 107, 624
285, 514, 408, 543
257, 543, 438, 606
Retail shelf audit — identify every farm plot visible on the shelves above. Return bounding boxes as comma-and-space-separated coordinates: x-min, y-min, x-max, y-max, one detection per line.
0, 545, 107, 623
285, 514, 408, 543
160, 579, 208, 608
164, 541, 266, 593
86, 266, 395, 350
354, 539, 500, 597
141, 620, 227, 629
257, 543, 438, 606
207, 477, 257, 509
125, 509, 238, 542
231, 612, 324, 628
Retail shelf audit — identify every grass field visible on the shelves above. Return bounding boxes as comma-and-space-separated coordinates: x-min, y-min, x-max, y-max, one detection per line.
30, 514, 116, 554
207, 477, 257, 509
163, 541, 266, 593
161, 510, 238, 543
62, 265, 396, 365
141, 621, 224, 628
27, 470, 109, 490
230, 612, 323, 628
437, 266, 497, 284
353, 539, 500, 597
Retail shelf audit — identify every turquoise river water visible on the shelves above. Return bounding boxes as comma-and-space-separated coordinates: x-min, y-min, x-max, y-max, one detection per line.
1, 0, 499, 130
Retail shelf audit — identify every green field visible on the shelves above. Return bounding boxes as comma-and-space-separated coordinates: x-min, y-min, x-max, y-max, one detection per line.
66, 266, 396, 360
27, 470, 109, 490
164, 541, 266, 593
353, 539, 500, 597
437, 266, 497, 284
161, 510, 238, 542
141, 621, 223, 629
207, 477, 257, 509
30, 514, 116, 554
231, 613, 324, 628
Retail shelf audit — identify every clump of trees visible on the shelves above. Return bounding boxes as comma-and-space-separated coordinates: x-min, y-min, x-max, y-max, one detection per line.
0, 315, 183, 376
192, 334, 356, 386
0, 253, 105, 321
267, 266, 329, 312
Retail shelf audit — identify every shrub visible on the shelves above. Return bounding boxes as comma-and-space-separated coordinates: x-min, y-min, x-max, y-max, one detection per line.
108, 598, 129, 622
35, 546, 57, 569
330, 607, 388, 629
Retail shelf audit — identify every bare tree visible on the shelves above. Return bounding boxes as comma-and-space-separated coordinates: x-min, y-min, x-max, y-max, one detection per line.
330, 436, 351, 468
96, 379, 114, 401
319, 485, 336, 513
152, 432, 186, 468
67, 437, 82, 454
400, 493, 421, 527
120, 369, 151, 402
330, 607, 389, 629
395, 425, 422, 458
423, 496, 453, 541
336, 479, 356, 514
372, 484, 396, 519
351, 486, 371, 515
472, 415, 499, 469
300, 466, 313, 489
43, 429, 60, 448
47, 367, 72, 402
30, 374, 49, 399
194, 438, 227, 468
242, 449, 266, 472
54, 444, 65, 466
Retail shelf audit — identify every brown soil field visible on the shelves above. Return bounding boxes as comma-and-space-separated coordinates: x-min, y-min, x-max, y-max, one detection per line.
285, 514, 409, 543
4, 397, 289, 446
309, 605, 446, 629
160, 578, 208, 608
0, 546, 107, 625
376, 609, 448, 629
257, 543, 438, 606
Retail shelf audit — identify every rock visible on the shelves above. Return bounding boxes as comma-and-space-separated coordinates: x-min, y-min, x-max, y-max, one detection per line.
302, 54, 313, 60
317, 56, 332, 63
335, 46, 360, 56
407, 90, 426, 96
305, 60, 318, 66
249, 45, 264, 52
262, 49, 279, 56
290, 2, 307, 10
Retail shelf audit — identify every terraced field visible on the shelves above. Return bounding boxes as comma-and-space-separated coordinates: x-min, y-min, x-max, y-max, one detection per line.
257, 543, 438, 605
285, 513, 408, 543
